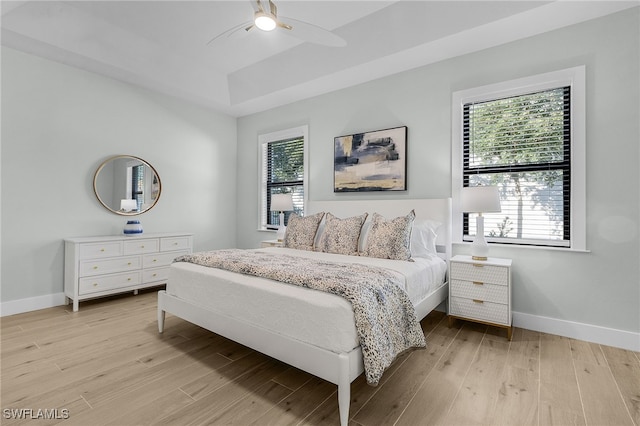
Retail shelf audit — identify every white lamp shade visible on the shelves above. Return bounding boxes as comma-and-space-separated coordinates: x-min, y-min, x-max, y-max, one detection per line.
461, 186, 501, 213
271, 193, 293, 212
120, 199, 138, 212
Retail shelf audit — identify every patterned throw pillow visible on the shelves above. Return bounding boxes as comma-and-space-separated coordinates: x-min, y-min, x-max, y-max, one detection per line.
363, 210, 415, 261
318, 212, 368, 256
283, 212, 325, 251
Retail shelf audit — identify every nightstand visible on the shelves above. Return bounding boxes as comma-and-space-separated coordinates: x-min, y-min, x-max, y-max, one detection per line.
448, 255, 513, 340
260, 239, 284, 248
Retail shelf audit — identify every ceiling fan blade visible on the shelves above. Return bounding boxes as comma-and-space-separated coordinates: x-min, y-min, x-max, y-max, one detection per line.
277, 21, 292, 31
278, 17, 346, 47
268, 0, 277, 17
251, 0, 262, 14
206, 20, 254, 45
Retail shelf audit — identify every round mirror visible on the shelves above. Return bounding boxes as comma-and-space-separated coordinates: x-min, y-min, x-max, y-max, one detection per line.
93, 155, 161, 215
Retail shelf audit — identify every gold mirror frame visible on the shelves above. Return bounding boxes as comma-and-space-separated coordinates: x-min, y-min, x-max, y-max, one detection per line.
93, 155, 161, 216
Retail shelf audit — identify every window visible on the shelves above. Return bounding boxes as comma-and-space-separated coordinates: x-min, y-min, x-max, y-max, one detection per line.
259, 125, 308, 230
452, 67, 586, 250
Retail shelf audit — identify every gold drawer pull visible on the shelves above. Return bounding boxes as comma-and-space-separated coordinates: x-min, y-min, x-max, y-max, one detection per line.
100, 248, 105, 252
173, 242, 178, 246
127, 278, 132, 281
140, 245, 145, 249
473, 281, 483, 285
127, 262, 132, 266
152, 259, 157, 262
93, 266, 98, 270
152, 273, 157, 277
472, 299, 484, 304
93, 283, 98, 287
472, 263, 484, 268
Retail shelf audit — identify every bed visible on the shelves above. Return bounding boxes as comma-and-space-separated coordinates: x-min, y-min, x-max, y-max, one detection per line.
157, 198, 451, 425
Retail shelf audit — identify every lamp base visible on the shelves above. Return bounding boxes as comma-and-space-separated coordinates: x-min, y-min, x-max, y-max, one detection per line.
470, 214, 490, 261
276, 212, 286, 242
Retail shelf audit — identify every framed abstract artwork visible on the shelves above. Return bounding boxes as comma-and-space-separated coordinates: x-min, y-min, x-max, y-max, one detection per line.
334, 125, 407, 192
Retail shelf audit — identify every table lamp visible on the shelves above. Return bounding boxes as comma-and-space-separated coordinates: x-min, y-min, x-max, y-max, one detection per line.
461, 186, 501, 261
270, 193, 293, 242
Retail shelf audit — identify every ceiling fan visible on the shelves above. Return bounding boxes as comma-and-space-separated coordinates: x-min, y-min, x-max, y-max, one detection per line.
208, 0, 347, 47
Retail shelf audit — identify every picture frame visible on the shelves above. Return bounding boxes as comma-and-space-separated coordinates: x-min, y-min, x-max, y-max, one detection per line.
334, 125, 407, 192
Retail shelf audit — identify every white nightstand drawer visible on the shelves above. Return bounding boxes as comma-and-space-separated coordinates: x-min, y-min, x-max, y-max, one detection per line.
450, 279, 508, 304
449, 296, 509, 325
450, 262, 509, 285
80, 256, 141, 277
143, 267, 170, 283
123, 239, 160, 255
79, 272, 142, 295
143, 250, 189, 268
160, 236, 191, 252
79, 242, 123, 260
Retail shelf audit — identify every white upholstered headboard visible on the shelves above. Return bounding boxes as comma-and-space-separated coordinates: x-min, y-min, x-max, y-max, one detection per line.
307, 198, 452, 261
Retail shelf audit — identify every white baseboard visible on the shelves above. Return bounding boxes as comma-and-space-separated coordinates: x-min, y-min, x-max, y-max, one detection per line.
513, 311, 640, 352
0, 293, 67, 317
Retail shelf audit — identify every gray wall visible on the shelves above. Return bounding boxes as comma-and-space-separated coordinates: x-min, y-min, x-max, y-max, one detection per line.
1, 47, 238, 303
237, 9, 639, 335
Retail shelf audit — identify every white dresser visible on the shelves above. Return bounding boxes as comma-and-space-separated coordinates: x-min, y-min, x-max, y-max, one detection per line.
64, 233, 193, 311
448, 254, 513, 340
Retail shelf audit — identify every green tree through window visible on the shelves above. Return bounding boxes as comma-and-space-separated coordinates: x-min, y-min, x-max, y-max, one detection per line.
463, 86, 571, 246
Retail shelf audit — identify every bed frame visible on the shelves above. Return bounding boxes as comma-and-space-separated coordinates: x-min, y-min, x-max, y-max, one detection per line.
158, 198, 451, 425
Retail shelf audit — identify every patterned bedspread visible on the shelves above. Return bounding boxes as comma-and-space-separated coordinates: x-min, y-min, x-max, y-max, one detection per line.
174, 249, 426, 385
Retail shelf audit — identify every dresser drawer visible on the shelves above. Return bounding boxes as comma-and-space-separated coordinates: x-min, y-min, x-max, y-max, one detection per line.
160, 236, 191, 252
123, 238, 160, 255
80, 256, 141, 277
143, 250, 189, 268
449, 296, 509, 325
79, 242, 123, 260
143, 267, 170, 283
451, 262, 509, 285
79, 272, 141, 295
450, 279, 508, 304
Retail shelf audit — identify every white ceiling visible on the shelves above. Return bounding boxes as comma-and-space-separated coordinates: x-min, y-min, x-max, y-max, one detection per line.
1, 1, 637, 117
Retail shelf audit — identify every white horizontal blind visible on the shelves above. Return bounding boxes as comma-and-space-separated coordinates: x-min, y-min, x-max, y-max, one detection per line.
263, 137, 304, 229
463, 86, 571, 246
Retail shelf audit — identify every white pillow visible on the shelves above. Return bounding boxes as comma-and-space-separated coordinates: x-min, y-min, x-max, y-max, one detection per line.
410, 219, 442, 257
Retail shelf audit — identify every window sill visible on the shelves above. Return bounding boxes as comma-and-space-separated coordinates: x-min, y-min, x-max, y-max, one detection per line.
453, 241, 591, 254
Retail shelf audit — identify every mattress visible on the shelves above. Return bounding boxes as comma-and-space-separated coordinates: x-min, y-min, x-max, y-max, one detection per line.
166, 247, 447, 354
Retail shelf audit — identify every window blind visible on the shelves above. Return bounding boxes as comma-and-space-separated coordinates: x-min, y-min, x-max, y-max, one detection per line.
463, 86, 571, 246
263, 137, 304, 228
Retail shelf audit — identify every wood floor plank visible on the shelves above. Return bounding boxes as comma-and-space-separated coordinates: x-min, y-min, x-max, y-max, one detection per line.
539, 335, 586, 425
353, 323, 456, 425
156, 357, 294, 425
491, 364, 539, 426
104, 388, 195, 426
179, 351, 271, 400
443, 337, 510, 425
193, 361, 294, 425
252, 376, 336, 426
600, 344, 640, 425
82, 346, 230, 407
3, 360, 148, 411
574, 358, 635, 425
2, 291, 638, 426
394, 323, 486, 426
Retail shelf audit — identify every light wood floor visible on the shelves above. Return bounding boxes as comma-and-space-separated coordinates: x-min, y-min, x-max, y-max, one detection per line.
2, 289, 638, 426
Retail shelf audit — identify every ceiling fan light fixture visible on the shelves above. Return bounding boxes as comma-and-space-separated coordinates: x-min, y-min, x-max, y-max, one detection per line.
255, 12, 277, 31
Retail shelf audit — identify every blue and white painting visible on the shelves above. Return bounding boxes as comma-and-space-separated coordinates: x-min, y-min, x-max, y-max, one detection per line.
334, 126, 407, 192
